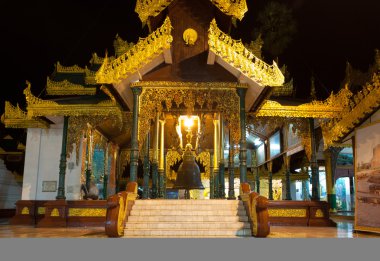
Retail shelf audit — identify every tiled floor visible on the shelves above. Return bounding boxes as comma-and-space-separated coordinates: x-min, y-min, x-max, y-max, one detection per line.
0, 218, 379, 238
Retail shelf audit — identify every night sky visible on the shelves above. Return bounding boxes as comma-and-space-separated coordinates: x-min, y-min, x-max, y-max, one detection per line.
1, 0, 380, 116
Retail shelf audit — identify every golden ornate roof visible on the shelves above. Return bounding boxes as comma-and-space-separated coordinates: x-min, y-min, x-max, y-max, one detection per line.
322, 73, 380, 148
56, 61, 85, 73
208, 19, 284, 87
95, 17, 173, 84
46, 77, 97, 96
254, 86, 352, 118
1, 101, 49, 129
135, 0, 174, 24
211, 0, 248, 20
271, 78, 294, 97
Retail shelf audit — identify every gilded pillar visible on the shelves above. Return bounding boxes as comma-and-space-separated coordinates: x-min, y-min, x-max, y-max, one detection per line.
213, 115, 220, 198
56, 116, 68, 200
324, 147, 342, 211
268, 161, 273, 200
228, 129, 235, 199
309, 118, 320, 200
151, 113, 159, 199
284, 154, 292, 200
129, 87, 142, 182
237, 88, 247, 184
158, 118, 166, 198
143, 132, 150, 199
219, 115, 225, 198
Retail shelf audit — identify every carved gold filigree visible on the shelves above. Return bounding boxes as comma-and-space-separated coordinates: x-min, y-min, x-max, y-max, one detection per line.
68, 208, 107, 217
2, 101, 50, 129
130, 81, 248, 89
271, 78, 294, 97
50, 208, 60, 217
166, 150, 182, 181
56, 61, 85, 73
268, 208, 307, 217
210, 0, 248, 20
21, 207, 29, 215
208, 19, 284, 87
96, 17, 173, 84
321, 73, 380, 148
46, 77, 96, 96
90, 53, 105, 65
38, 207, 45, 215
196, 151, 211, 179
85, 67, 97, 85
183, 28, 198, 45
24, 81, 123, 122
135, 0, 174, 23
114, 34, 135, 57
137, 86, 241, 150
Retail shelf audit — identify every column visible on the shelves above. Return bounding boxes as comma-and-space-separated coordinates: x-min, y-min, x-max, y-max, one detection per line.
228, 129, 235, 199
237, 88, 247, 184
85, 126, 93, 190
324, 147, 342, 212
158, 118, 166, 198
349, 176, 355, 211
284, 154, 292, 200
151, 113, 159, 199
129, 87, 142, 182
143, 132, 150, 199
219, 115, 226, 198
309, 118, 320, 200
268, 161, 273, 200
213, 114, 220, 198
252, 150, 260, 194
103, 142, 109, 199
56, 116, 69, 200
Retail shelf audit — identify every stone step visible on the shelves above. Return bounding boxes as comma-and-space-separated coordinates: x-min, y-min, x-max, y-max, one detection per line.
131, 204, 245, 211
129, 209, 247, 216
133, 200, 243, 205
127, 215, 249, 222
125, 221, 251, 230
123, 228, 252, 237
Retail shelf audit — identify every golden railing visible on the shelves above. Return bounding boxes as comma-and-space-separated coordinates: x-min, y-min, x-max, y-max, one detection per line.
208, 19, 284, 87
96, 17, 173, 84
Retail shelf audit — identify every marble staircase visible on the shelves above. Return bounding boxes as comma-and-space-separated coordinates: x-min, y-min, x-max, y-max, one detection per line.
123, 199, 251, 237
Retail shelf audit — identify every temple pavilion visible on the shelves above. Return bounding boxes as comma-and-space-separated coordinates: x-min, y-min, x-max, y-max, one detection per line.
1, 0, 380, 236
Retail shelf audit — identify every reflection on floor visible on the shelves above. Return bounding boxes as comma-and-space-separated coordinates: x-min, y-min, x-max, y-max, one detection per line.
0, 218, 379, 238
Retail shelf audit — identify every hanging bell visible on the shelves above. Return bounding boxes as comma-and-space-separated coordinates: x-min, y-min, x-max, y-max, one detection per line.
173, 146, 204, 192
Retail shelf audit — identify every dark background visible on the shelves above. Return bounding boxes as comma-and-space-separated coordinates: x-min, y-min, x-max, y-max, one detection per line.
0, 0, 379, 115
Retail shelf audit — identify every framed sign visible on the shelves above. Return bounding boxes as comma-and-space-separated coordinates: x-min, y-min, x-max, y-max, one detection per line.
355, 121, 380, 234
42, 181, 57, 192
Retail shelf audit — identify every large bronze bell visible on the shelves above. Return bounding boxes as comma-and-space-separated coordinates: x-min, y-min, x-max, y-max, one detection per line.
173, 145, 204, 197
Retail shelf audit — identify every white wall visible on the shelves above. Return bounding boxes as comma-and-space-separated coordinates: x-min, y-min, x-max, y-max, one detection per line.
22, 117, 83, 200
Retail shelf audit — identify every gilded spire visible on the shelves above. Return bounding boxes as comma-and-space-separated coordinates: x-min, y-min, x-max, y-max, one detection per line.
211, 0, 248, 21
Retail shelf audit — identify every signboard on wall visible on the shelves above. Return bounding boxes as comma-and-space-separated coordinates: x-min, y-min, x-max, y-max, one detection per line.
355, 121, 380, 234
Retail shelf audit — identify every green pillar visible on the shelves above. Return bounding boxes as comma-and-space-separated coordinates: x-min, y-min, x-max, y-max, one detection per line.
268, 162, 273, 200
237, 88, 247, 184
324, 147, 342, 211
103, 143, 109, 199
219, 115, 225, 198
56, 116, 69, 200
143, 132, 150, 199
256, 169, 260, 194
151, 113, 159, 199
210, 169, 215, 199
130, 87, 142, 182
228, 129, 235, 199
284, 155, 292, 200
309, 118, 320, 200
158, 119, 165, 198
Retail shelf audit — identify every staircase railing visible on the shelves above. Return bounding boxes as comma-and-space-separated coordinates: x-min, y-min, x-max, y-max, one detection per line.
240, 183, 270, 238
105, 182, 138, 237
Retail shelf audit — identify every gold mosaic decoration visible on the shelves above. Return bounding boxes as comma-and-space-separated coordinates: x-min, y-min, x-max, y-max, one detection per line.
321, 73, 380, 148
50, 208, 60, 217
315, 209, 324, 218
38, 207, 46, 215
85, 67, 97, 84
96, 17, 173, 84
166, 150, 182, 181
135, 0, 174, 24
46, 77, 96, 96
21, 207, 29, 215
268, 208, 307, 218
196, 151, 211, 179
56, 61, 85, 73
136, 85, 241, 149
68, 208, 107, 217
210, 0, 248, 20
2, 101, 49, 129
208, 19, 284, 87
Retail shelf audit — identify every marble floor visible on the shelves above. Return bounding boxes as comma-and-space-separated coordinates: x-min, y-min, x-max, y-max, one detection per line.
0, 218, 379, 238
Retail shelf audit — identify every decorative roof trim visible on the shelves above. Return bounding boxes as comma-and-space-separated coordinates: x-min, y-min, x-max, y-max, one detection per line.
130, 81, 248, 89
208, 19, 284, 87
46, 77, 97, 96
135, 0, 174, 24
2, 101, 49, 129
56, 61, 85, 73
96, 17, 173, 84
211, 0, 248, 20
